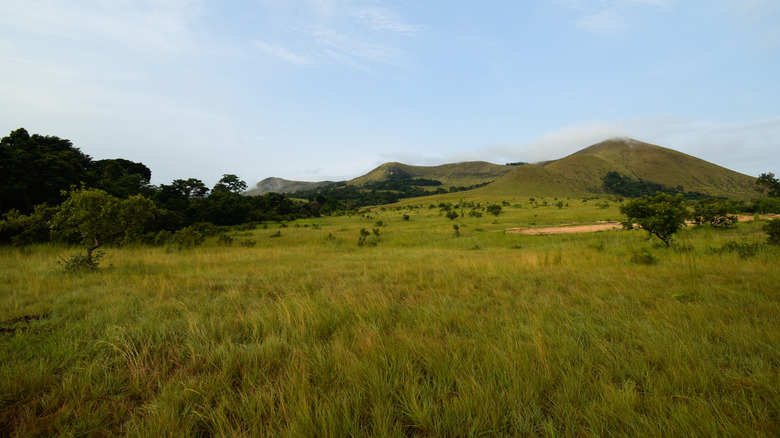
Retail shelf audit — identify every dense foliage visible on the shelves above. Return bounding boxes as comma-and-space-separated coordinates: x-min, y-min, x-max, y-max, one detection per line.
602, 171, 708, 200
288, 179, 491, 210
0, 129, 328, 246
619, 192, 690, 246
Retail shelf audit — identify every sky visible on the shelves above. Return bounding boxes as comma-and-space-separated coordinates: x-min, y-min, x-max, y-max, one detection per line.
2, 0, 779, 188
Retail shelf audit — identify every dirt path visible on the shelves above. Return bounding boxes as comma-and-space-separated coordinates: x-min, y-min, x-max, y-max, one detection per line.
506, 214, 777, 236
506, 221, 623, 235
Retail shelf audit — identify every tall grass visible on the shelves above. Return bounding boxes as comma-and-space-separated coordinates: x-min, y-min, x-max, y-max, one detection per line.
1, 199, 778, 436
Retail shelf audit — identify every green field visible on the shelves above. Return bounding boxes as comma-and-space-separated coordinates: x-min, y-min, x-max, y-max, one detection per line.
2, 198, 778, 437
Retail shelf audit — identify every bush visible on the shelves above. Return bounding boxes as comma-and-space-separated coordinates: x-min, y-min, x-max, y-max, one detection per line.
167, 226, 205, 251
764, 218, 780, 245
486, 204, 502, 216
692, 198, 739, 227
710, 241, 762, 258
59, 250, 104, 273
630, 248, 658, 265
217, 234, 234, 246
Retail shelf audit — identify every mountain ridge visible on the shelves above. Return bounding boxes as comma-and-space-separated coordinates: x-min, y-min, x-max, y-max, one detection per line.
248, 138, 758, 200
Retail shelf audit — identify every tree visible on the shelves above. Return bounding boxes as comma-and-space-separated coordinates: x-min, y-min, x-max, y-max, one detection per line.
692, 198, 740, 228
51, 188, 158, 265
756, 172, 780, 198
0, 128, 91, 213
212, 174, 247, 194
619, 192, 690, 246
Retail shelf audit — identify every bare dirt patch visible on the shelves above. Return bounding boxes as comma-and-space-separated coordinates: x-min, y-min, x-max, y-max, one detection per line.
506, 221, 623, 235
507, 214, 778, 236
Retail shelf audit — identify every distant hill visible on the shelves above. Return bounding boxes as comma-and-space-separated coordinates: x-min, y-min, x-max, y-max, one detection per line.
249, 138, 758, 201
245, 177, 335, 196
480, 138, 756, 199
348, 161, 513, 189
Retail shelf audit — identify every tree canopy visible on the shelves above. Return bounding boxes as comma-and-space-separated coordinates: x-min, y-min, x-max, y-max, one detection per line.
619, 193, 690, 246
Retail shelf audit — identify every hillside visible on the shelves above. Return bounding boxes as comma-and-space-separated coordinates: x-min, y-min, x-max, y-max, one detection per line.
248, 137, 758, 201
348, 161, 513, 188
544, 138, 757, 199
245, 177, 334, 196
474, 138, 756, 200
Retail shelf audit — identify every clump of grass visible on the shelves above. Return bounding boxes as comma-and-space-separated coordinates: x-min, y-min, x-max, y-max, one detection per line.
630, 247, 658, 265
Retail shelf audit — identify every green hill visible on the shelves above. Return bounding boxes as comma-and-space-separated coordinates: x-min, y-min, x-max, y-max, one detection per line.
475, 138, 756, 200
545, 138, 757, 199
249, 138, 758, 202
348, 161, 513, 189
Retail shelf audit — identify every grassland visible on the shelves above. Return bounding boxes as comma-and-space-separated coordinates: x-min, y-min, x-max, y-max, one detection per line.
1, 197, 779, 437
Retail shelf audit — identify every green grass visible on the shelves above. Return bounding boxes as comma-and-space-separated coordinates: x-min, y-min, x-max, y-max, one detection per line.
2, 199, 779, 436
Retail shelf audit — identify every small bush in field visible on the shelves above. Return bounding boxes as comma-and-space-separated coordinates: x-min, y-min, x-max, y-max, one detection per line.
630, 248, 658, 265
59, 251, 104, 273
217, 234, 234, 246
764, 218, 780, 245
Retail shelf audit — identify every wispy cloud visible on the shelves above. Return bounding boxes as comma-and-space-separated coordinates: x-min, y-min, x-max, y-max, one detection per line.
254, 41, 310, 65
0, 0, 205, 52
352, 6, 423, 34
255, 0, 421, 70
551, 0, 670, 34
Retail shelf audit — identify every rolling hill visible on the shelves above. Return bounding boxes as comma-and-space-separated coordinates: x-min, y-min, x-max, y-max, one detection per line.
245, 177, 335, 196
249, 138, 758, 200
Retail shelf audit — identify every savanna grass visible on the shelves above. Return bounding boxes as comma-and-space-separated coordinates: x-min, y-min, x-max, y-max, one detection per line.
1, 199, 778, 436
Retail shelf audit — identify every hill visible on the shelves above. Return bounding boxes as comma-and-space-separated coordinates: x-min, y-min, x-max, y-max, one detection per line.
545, 138, 757, 199
348, 161, 513, 189
245, 177, 334, 196
474, 138, 756, 200
249, 138, 758, 201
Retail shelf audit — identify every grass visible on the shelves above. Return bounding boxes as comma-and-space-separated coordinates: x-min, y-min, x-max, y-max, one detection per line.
1, 198, 779, 436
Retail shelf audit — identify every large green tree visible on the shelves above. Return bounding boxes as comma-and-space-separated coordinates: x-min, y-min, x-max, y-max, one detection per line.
620, 193, 690, 246
51, 188, 158, 264
0, 128, 91, 213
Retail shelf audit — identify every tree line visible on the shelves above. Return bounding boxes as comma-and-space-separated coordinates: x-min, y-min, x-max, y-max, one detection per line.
0, 128, 325, 246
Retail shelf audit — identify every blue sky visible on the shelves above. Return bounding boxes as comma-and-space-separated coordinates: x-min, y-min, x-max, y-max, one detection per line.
2, 0, 779, 187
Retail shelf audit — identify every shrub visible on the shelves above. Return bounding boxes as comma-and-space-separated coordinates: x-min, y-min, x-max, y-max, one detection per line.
763, 218, 780, 245
711, 241, 762, 258
167, 226, 205, 251
59, 250, 104, 273
486, 204, 502, 216
630, 248, 658, 265
692, 198, 739, 228
217, 234, 234, 246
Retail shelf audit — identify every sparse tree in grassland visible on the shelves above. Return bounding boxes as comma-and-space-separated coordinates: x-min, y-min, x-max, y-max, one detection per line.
51, 187, 158, 266
486, 204, 502, 216
619, 192, 689, 247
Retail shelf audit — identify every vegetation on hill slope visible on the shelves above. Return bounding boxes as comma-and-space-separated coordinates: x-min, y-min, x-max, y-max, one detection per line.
552, 138, 757, 199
